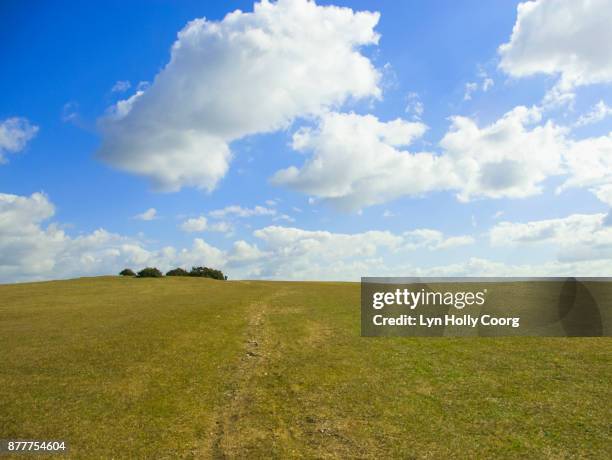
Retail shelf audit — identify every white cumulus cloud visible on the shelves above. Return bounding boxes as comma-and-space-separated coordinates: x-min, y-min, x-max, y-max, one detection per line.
97, 0, 381, 192
133, 208, 157, 221
558, 132, 612, 204
272, 107, 567, 209
412, 257, 612, 278
0, 192, 474, 282
271, 112, 433, 210
180, 215, 232, 233
499, 0, 612, 99
593, 184, 612, 206
4, 192, 612, 282
405, 92, 424, 119
180, 216, 208, 232
490, 212, 612, 262
209, 205, 276, 219
0, 192, 241, 282
440, 105, 566, 201
0, 117, 39, 163
463, 82, 478, 101
574, 100, 612, 127
244, 225, 476, 279
403, 229, 474, 250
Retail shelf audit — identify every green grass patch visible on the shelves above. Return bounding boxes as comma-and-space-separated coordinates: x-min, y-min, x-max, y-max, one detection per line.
0, 277, 610, 458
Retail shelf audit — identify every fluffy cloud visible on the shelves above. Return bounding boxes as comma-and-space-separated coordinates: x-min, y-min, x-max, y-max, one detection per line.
180, 216, 232, 233
247, 225, 401, 279
405, 92, 424, 119
558, 132, 612, 204
403, 229, 474, 250
463, 82, 478, 101
0, 117, 38, 163
273, 107, 567, 209
98, 0, 381, 192
499, 0, 612, 90
412, 257, 612, 278
0, 191, 485, 282
243, 224, 611, 279
463, 72, 494, 102
228, 240, 266, 264
440, 105, 566, 201
272, 112, 436, 210
0, 193, 61, 281
0, 192, 119, 281
133, 208, 157, 221
490, 212, 612, 262
244, 225, 478, 279
574, 100, 612, 127
0, 192, 239, 282
254, 225, 401, 257
4, 191, 612, 282
180, 216, 208, 232
209, 205, 276, 219
273, 214, 295, 223
593, 184, 612, 206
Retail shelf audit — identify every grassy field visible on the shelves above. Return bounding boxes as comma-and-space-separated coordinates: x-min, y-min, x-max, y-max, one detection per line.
0, 277, 610, 458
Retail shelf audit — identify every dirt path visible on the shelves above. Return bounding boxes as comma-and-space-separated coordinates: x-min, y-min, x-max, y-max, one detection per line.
208, 286, 291, 459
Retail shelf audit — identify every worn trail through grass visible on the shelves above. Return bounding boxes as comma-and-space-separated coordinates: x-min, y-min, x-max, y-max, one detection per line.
209, 287, 293, 458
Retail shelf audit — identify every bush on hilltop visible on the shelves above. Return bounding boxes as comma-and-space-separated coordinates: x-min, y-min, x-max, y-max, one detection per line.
137, 267, 163, 278
189, 266, 227, 280
166, 268, 190, 277
119, 268, 136, 277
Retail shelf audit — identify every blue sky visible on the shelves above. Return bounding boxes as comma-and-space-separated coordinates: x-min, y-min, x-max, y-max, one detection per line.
1, 0, 611, 282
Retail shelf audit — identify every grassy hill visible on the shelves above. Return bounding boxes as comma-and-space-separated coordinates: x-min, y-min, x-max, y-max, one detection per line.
0, 277, 610, 458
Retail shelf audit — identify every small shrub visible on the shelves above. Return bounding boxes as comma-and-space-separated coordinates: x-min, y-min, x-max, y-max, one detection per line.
166, 267, 190, 277
189, 266, 227, 280
137, 267, 163, 278
119, 268, 136, 277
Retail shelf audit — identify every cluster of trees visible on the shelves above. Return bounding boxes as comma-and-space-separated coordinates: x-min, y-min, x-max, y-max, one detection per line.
119, 266, 227, 280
